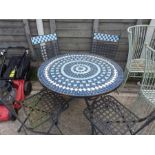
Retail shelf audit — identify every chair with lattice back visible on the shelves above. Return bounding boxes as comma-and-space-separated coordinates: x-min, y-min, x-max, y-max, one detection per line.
31, 33, 60, 61
84, 95, 155, 135
84, 45, 155, 135
15, 33, 69, 134
91, 32, 120, 60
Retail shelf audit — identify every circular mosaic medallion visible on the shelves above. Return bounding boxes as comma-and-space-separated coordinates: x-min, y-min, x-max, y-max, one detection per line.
38, 53, 124, 97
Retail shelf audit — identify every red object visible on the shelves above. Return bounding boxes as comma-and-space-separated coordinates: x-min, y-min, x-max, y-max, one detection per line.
0, 80, 25, 122
0, 105, 10, 121
12, 80, 25, 110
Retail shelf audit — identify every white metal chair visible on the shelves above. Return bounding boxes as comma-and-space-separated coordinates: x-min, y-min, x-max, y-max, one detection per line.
140, 45, 155, 106
123, 25, 155, 86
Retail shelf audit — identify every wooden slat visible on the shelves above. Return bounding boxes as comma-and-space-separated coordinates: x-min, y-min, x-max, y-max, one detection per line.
59, 38, 91, 43
59, 42, 91, 51
136, 19, 143, 25
115, 52, 128, 61
93, 19, 99, 32
0, 20, 23, 28
99, 23, 135, 31
50, 19, 56, 33
0, 42, 28, 48
99, 19, 137, 23
56, 22, 93, 30
55, 19, 93, 23
0, 36, 27, 42
29, 20, 38, 35
57, 30, 92, 38
43, 20, 51, 34
0, 28, 25, 35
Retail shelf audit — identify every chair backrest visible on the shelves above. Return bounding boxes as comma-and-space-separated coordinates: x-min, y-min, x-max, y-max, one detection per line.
91, 32, 120, 59
127, 25, 155, 67
141, 45, 155, 106
31, 33, 59, 61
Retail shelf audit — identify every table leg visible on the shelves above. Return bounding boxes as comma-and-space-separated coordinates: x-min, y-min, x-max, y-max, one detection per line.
84, 97, 96, 135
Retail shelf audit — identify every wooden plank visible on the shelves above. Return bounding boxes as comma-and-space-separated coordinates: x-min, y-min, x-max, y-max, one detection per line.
49, 19, 56, 33
93, 19, 99, 33
118, 44, 129, 50
115, 52, 128, 61
23, 19, 36, 59
0, 19, 23, 22
136, 19, 143, 25
55, 19, 93, 23
0, 28, 25, 35
0, 21, 24, 28
57, 30, 92, 38
28, 20, 38, 36
99, 19, 137, 23
99, 23, 135, 31
59, 42, 91, 51
43, 20, 51, 34
56, 22, 92, 30
142, 19, 151, 24
59, 38, 91, 44
0, 42, 28, 48
0, 36, 27, 42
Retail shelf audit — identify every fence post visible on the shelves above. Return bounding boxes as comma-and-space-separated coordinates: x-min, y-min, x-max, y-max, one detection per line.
23, 19, 36, 60
49, 20, 56, 33
136, 19, 143, 25
93, 19, 99, 33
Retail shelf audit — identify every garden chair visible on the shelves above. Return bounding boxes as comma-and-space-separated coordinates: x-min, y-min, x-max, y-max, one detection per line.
31, 33, 60, 61
91, 32, 120, 60
123, 25, 155, 86
13, 33, 70, 134
31, 32, 71, 102
84, 45, 155, 135
16, 88, 68, 134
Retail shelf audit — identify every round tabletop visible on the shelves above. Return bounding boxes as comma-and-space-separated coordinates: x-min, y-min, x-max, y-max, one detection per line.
38, 53, 124, 97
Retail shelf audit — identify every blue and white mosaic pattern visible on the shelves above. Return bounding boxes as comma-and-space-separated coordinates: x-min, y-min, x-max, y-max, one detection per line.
31, 33, 57, 45
38, 53, 124, 97
93, 33, 119, 42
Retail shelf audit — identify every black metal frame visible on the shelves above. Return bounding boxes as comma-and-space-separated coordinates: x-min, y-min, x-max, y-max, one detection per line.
91, 32, 120, 60
18, 88, 71, 134
83, 95, 155, 135
1, 87, 70, 135
32, 35, 61, 61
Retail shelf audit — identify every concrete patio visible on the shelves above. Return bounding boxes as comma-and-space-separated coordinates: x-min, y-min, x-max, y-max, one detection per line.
0, 81, 155, 135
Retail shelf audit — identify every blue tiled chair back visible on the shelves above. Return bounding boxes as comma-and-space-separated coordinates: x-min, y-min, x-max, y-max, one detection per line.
92, 32, 120, 59
31, 33, 59, 61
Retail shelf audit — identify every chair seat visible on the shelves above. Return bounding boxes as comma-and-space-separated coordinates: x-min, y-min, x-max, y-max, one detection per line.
84, 95, 139, 135
22, 89, 67, 129
127, 59, 145, 73
141, 90, 155, 106
127, 59, 155, 73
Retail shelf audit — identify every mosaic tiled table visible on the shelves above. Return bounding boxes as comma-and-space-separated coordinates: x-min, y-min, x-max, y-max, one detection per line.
38, 53, 124, 97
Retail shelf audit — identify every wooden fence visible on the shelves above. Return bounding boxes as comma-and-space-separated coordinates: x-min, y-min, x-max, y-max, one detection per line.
0, 19, 150, 69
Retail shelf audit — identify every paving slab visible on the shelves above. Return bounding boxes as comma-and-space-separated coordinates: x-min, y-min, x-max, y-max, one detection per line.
0, 81, 155, 135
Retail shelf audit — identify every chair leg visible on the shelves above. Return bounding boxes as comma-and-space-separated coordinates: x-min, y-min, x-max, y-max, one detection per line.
119, 68, 129, 91
55, 124, 63, 135
91, 125, 95, 135
17, 112, 31, 133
